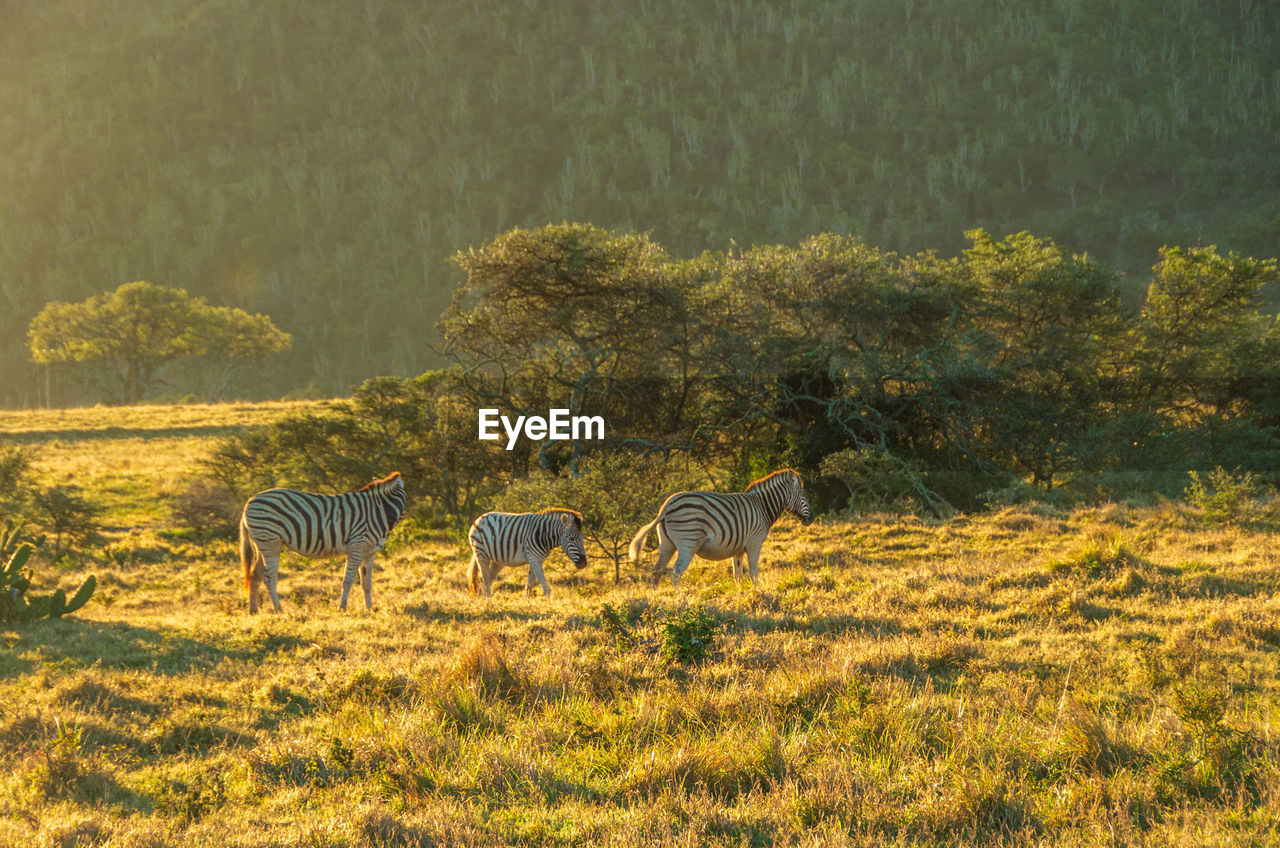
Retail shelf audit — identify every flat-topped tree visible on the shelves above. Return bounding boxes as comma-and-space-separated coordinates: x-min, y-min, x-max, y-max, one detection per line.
28, 281, 291, 404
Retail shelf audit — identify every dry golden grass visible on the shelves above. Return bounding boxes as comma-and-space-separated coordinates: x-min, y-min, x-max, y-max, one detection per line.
0, 400, 340, 528
1, 405, 1279, 846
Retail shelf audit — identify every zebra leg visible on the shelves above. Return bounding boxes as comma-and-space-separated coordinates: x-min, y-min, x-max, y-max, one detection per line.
746, 542, 764, 588
732, 554, 745, 582
650, 525, 677, 586
248, 555, 262, 614
525, 557, 553, 597
487, 557, 501, 597
261, 542, 284, 613
359, 554, 375, 610
671, 547, 696, 587
338, 548, 364, 612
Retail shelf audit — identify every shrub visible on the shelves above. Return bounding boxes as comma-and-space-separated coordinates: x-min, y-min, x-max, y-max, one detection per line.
0, 446, 34, 510
170, 477, 241, 539
660, 605, 722, 665
1184, 467, 1274, 526
204, 372, 508, 521
26, 485, 102, 557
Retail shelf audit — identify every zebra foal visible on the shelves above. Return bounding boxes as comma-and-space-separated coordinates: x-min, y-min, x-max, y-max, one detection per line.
467, 509, 588, 597
629, 469, 813, 588
240, 471, 407, 613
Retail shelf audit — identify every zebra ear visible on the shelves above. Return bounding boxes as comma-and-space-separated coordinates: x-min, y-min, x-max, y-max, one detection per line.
559, 512, 573, 528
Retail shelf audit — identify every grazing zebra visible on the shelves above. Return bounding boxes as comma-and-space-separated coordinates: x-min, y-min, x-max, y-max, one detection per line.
628, 469, 813, 588
467, 509, 589, 598
240, 472, 407, 614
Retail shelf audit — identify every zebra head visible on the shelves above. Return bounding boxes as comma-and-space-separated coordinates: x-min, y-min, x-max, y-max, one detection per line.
785, 470, 814, 526
556, 510, 589, 569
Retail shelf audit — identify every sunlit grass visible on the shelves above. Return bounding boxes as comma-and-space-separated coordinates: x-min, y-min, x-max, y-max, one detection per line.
0, 400, 339, 529
1, 403, 1278, 846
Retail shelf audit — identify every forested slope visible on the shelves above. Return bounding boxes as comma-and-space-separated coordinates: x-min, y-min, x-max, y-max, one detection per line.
2, 0, 1277, 404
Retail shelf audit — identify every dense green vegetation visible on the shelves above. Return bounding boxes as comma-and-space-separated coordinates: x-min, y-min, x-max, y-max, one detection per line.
206, 224, 1279, 520
3, 0, 1278, 404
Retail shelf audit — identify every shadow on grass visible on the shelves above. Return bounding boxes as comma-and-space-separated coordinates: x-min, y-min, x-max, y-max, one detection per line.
0, 617, 308, 679
401, 602, 546, 625
727, 609, 913, 638
1, 424, 251, 444
561, 600, 912, 642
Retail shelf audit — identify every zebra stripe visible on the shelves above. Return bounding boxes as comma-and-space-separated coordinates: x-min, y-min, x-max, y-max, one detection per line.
240, 471, 407, 613
628, 469, 813, 588
467, 508, 588, 597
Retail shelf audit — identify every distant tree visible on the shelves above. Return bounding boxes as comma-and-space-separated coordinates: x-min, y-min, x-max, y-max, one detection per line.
28, 281, 291, 403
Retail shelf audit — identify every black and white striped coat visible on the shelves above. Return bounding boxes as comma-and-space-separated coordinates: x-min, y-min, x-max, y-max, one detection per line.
628, 469, 813, 588
467, 509, 588, 597
240, 471, 407, 613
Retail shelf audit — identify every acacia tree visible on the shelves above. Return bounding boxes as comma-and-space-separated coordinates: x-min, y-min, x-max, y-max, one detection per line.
441, 223, 708, 470
703, 234, 985, 505
28, 281, 291, 403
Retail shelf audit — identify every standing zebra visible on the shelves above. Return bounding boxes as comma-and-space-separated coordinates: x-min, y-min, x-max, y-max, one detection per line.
629, 469, 813, 588
467, 509, 589, 598
240, 471, 407, 614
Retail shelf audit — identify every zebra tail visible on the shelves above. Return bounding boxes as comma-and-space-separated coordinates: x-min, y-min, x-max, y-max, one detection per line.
467, 554, 480, 597
240, 515, 255, 594
628, 516, 662, 564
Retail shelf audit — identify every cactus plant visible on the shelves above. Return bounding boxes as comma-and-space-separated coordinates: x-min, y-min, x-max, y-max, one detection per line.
0, 536, 97, 623
59, 575, 97, 616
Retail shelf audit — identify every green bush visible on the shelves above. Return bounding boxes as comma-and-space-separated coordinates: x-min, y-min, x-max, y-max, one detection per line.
659, 605, 722, 666
1184, 467, 1274, 527
26, 486, 103, 557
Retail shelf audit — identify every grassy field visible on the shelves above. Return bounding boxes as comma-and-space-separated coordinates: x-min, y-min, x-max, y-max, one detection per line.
1, 404, 1279, 847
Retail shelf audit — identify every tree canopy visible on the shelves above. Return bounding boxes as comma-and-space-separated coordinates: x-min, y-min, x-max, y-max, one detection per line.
214, 224, 1276, 522
28, 281, 291, 403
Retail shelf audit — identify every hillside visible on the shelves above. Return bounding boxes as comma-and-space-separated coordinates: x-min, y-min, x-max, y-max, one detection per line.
1, 402, 1278, 845
2, 0, 1278, 404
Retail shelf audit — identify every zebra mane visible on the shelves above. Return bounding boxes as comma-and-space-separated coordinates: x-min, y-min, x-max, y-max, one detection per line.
358, 471, 403, 493
539, 507, 583, 526
745, 469, 800, 492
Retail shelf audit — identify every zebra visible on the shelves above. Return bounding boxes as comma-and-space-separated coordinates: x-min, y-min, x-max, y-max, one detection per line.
467, 508, 589, 597
628, 469, 813, 588
240, 471, 407, 614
